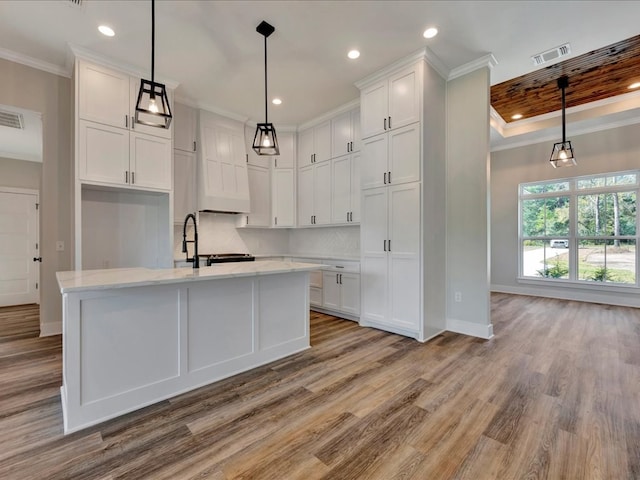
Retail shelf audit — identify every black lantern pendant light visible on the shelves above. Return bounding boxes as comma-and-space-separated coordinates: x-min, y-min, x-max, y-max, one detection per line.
135, 0, 172, 129
253, 20, 280, 156
549, 76, 576, 168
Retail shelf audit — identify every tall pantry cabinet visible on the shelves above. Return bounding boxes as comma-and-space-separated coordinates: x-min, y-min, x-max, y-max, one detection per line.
73, 57, 175, 271
356, 51, 447, 341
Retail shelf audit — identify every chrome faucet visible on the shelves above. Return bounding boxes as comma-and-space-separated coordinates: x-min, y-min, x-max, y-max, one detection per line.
182, 213, 199, 269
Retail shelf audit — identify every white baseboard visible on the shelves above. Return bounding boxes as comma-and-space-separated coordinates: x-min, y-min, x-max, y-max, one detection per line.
40, 321, 62, 337
446, 318, 494, 339
491, 283, 640, 308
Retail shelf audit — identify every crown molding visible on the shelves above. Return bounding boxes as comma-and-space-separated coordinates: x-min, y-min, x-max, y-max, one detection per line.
0, 47, 69, 78
448, 54, 498, 81
298, 98, 360, 131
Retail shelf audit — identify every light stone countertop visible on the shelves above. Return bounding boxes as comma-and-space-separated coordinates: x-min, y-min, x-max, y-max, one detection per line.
56, 261, 325, 294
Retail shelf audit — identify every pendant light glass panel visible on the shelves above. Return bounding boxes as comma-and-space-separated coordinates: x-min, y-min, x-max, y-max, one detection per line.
550, 141, 576, 168
253, 122, 279, 156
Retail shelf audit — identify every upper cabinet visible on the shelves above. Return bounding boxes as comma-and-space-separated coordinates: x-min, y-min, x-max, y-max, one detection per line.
331, 108, 361, 158
360, 65, 420, 140
198, 110, 250, 213
173, 102, 197, 153
298, 121, 331, 167
245, 124, 271, 168
274, 131, 295, 169
78, 60, 172, 140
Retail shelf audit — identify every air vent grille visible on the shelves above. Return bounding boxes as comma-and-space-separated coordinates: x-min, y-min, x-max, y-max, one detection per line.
531, 43, 572, 66
0, 110, 24, 129
66, 0, 84, 8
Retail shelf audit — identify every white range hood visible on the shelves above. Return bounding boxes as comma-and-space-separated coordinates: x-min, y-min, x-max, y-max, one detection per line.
197, 110, 250, 213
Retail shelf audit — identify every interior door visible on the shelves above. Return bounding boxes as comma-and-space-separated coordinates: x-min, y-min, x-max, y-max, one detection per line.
0, 189, 38, 306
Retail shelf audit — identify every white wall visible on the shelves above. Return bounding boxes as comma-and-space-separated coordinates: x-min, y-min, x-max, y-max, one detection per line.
446, 67, 493, 339
0, 58, 72, 336
0, 156, 41, 190
491, 121, 640, 307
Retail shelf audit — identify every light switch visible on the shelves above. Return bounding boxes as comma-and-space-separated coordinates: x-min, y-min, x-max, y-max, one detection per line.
56, 241, 64, 251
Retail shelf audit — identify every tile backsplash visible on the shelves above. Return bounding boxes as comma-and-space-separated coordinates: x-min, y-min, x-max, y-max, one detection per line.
174, 213, 360, 259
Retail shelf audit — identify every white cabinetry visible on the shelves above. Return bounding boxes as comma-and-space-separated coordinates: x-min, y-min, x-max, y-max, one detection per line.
173, 102, 197, 153
273, 131, 296, 169
331, 152, 360, 224
322, 270, 360, 316
272, 168, 295, 227
298, 162, 331, 226
243, 165, 271, 227
361, 123, 420, 190
198, 110, 250, 213
245, 125, 271, 168
298, 121, 331, 166
309, 269, 323, 307
331, 108, 361, 158
361, 183, 420, 333
173, 150, 196, 222
360, 65, 420, 140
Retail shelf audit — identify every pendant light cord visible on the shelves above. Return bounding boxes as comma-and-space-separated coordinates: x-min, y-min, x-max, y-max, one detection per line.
151, 0, 155, 85
264, 35, 268, 124
561, 84, 566, 143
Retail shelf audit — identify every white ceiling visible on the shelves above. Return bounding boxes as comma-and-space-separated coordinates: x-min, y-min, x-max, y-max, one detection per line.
1, 0, 640, 145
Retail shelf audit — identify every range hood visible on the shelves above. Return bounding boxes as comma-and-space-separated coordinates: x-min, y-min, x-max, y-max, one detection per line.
197, 110, 250, 213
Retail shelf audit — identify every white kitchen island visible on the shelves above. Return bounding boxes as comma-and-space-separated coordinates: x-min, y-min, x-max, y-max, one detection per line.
56, 261, 320, 434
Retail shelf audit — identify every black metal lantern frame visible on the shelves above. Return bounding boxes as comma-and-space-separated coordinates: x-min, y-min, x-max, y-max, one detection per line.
253, 20, 280, 156
135, 0, 172, 129
549, 76, 576, 168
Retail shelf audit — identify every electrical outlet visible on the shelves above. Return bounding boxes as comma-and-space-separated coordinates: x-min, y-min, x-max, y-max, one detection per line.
56, 241, 64, 251
454, 291, 462, 303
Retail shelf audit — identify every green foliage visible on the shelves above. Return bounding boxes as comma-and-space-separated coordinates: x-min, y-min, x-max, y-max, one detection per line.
588, 266, 614, 282
537, 259, 569, 278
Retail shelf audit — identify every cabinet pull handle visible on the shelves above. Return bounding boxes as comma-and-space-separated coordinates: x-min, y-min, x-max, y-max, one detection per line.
388, 171, 391, 184
125, 171, 129, 183
388, 116, 392, 129
384, 172, 387, 184
388, 239, 391, 251
246, 215, 249, 224
193, 141, 196, 152
384, 118, 387, 130
246, 154, 249, 163
125, 115, 128, 128
384, 239, 387, 251
350, 141, 353, 152
347, 211, 349, 222
336, 274, 339, 284
275, 158, 278, 168
274, 216, 278, 225
131, 116, 135, 129
131, 171, 135, 184
349, 212, 352, 222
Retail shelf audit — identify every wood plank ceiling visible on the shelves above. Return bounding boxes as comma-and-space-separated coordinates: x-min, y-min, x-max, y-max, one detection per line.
491, 34, 640, 123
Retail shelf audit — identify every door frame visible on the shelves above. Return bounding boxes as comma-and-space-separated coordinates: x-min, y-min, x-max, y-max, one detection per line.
0, 186, 40, 305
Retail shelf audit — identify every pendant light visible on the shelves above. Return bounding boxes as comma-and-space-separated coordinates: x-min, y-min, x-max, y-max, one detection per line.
549, 76, 576, 168
135, 0, 172, 129
253, 20, 280, 156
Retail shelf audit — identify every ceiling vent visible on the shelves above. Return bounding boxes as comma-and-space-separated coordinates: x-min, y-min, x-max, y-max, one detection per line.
531, 43, 571, 66
0, 109, 24, 129
66, 0, 84, 9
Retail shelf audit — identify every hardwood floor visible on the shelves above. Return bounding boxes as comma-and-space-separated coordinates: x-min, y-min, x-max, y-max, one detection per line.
1, 294, 639, 479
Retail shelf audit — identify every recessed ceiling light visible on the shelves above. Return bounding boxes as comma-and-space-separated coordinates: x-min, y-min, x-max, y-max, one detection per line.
629, 82, 640, 90
272, 98, 282, 105
347, 50, 360, 60
98, 25, 115, 37
511, 113, 523, 120
423, 27, 438, 39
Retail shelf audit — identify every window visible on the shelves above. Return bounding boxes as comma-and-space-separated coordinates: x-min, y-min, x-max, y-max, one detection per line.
520, 171, 638, 286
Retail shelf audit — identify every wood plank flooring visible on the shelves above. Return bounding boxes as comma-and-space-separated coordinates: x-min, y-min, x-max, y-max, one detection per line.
1, 294, 640, 479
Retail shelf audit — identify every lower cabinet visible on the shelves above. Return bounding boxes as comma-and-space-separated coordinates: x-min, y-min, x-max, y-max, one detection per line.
309, 270, 323, 307
322, 271, 360, 316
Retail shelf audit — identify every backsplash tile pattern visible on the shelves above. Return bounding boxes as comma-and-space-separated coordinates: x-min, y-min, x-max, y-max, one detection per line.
289, 225, 360, 257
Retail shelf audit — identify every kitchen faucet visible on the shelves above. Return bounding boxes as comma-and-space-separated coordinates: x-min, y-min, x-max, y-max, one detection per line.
182, 213, 199, 269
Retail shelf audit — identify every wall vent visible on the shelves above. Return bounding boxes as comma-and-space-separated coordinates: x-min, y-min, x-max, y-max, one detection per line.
66, 0, 84, 9
0, 110, 24, 129
531, 43, 571, 66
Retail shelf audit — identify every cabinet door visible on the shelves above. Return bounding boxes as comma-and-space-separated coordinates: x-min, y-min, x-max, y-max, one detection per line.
298, 128, 314, 167
351, 109, 361, 153
322, 272, 341, 311
331, 111, 352, 158
173, 150, 196, 223
361, 134, 388, 190
245, 124, 271, 168
78, 120, 129, 185
272, 168, 295, 227
246, 165, 271, 226
340, 273, 360, 316
388, 182, 421, 331
350, 152, 361, 223
313, 161, 332, 225
360, 187, 388, 325
388, 123, 420, 186
314, 121, 332, 164
388, 66, 420, 131
331, 155, 351, 224
275, 131, 295, 169
173, 102, 197, 153
78, 61, 129, 129
130, 132, 172, 190
360, 80, 388, 139
297, 165, 314, 226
